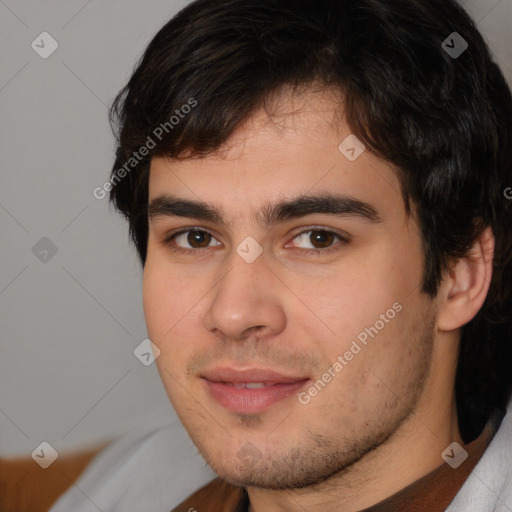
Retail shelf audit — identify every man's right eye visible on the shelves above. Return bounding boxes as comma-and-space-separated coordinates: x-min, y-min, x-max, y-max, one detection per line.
163, 229, 222, 253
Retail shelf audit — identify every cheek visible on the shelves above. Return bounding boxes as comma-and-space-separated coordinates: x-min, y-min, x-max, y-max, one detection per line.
142, 263, 168, 339
142, 259, 189, 352
142, 259, 209, 384
143, 252, 199, 332
298, 267, 425, 407
298, 267, 401, 352
143, 264, 192, 405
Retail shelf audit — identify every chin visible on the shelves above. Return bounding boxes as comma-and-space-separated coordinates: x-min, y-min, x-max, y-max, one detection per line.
200, 442, 365, 491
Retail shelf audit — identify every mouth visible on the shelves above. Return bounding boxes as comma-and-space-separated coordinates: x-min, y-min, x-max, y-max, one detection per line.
201, 367, 311, 414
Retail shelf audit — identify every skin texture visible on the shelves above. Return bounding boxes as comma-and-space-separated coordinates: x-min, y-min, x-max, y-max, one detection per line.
143, 89, 493, 512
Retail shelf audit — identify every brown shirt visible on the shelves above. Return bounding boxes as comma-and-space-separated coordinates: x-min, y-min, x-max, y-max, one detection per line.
171, 409, 504, 512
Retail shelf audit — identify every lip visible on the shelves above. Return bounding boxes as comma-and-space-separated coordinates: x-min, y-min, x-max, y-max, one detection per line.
201, 367, 311, 414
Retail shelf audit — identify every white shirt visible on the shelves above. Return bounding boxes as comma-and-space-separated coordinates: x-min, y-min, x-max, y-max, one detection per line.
49, 411, 215, 512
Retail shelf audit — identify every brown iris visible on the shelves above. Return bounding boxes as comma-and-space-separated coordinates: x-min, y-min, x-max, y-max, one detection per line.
187, 230, 212, 248
309, 230, 335, 249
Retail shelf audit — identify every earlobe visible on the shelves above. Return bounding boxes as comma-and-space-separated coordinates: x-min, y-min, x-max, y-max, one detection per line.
437, 226, 495, 332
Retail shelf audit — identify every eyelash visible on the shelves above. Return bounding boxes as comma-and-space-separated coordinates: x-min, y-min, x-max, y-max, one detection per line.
162, 227, 349, 256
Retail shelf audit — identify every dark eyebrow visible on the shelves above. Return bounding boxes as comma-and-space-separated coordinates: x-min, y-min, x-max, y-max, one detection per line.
148, 193, 383, 227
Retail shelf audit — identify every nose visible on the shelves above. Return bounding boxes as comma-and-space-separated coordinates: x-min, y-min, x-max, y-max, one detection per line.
202, 252, 287, 342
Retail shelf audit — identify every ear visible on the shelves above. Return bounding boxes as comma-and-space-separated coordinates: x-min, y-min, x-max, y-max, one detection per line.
437, 226, 495, 332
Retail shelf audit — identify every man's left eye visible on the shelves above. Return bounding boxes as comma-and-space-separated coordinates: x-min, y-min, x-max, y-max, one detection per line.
288, 230, 347, 251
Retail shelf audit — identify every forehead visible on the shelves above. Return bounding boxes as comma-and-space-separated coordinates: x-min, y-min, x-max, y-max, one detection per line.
148, 90, 406, 224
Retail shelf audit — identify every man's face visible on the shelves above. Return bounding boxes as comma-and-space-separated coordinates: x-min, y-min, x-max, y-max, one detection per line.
143, 91, 439, 489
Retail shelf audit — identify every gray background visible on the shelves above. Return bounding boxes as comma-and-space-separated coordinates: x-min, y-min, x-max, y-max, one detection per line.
1, 0, 511, 458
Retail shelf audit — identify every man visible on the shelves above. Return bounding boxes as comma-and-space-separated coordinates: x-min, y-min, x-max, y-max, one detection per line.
57, 0, 512, 510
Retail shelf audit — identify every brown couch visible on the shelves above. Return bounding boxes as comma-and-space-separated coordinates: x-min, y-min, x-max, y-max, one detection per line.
0, 441, 111, 512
